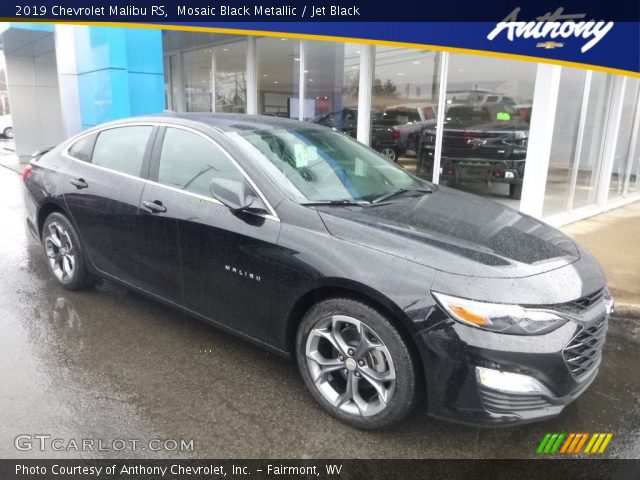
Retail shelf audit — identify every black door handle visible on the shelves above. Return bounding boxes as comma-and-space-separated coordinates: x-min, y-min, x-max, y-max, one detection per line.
70, 178, 88, 189
142, 200, 167, 213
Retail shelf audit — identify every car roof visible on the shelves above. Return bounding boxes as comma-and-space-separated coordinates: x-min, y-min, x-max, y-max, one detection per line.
154, 112, 324, 132
102, 112, 327, 134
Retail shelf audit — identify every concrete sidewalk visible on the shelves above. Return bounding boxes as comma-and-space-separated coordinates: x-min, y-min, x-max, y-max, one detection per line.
561, 201, 640, 318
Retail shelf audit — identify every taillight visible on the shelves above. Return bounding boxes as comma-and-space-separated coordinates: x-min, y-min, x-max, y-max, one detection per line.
391, 128, 400, 141
22, 164, 33, 181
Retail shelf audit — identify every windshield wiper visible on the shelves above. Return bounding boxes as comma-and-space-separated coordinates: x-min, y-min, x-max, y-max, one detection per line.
371, 187, 432, 204
301, 199, 370, 207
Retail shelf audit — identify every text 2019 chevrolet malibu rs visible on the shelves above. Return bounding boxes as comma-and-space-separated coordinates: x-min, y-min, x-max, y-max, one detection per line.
23, 113, 613, 428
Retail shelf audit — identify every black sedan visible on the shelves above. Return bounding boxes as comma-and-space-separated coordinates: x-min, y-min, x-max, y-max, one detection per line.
23, 113, 612, 428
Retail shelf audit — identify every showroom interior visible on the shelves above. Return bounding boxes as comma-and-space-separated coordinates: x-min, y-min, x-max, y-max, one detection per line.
1, 22, 639, 226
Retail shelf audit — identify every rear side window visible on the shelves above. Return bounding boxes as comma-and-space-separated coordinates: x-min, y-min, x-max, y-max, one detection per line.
68, 133, 97, 162
92, 126, 152, 176
158, 127, 245, 198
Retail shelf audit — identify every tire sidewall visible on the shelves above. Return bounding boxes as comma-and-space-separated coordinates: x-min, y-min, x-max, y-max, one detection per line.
380, 148, 397, 163
296, 298, 419, 429
42, 212, 90, 290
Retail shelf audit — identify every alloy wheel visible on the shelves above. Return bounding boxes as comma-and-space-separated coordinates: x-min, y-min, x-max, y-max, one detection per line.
305, 315, 396, 417
44, 221, 76, 282
381, 148, 397, 162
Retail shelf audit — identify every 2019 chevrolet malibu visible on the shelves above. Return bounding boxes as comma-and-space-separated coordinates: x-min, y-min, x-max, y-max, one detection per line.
23, 113, 612, 428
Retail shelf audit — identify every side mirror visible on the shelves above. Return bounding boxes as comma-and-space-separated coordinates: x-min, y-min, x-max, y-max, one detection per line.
210, 177, 252, 211
210, 177, 267, 215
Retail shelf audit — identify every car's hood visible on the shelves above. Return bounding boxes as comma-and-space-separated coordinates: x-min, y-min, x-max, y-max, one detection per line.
316, 186, 579, 278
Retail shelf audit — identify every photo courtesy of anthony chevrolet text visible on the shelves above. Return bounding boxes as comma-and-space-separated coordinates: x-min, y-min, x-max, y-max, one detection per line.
0, 0, 639, 479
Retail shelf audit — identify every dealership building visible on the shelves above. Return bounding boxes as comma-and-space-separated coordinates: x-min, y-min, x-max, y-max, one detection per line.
1, 22, 638, 225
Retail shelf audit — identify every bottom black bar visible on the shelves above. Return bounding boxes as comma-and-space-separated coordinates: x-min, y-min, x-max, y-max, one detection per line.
1, 459, 639, 480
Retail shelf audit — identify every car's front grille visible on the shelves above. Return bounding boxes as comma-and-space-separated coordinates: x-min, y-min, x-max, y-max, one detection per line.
479, 387, 553, 413
570, 288, 606, 310
562, 315, 608, 379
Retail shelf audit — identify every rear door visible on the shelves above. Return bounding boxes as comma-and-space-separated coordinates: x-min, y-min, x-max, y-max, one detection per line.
144, 126, 281, 342
62, 124, 156, 285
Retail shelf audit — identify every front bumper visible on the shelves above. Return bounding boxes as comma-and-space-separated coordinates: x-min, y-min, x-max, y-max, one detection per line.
416, 148, 525, 184
414, 304, 608, 426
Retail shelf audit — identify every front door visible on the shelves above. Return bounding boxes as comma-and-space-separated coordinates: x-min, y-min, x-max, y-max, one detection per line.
146, 126, 281, 342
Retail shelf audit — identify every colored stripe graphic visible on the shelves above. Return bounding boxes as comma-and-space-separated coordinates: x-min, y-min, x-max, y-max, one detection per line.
560, 433, 575, 453
536, 433, 552, 454
575, 433, 589, 453
550, 433, 566, 453
538, 433, 613, 455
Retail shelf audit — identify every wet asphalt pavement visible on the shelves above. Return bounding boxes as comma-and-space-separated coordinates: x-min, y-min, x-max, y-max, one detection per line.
0, 164, 639, 459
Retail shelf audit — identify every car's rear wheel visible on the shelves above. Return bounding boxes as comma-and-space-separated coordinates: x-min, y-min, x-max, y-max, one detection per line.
296, 298, 419, 428
42, 212, 93, 290
379, 147, 398, 163
3, 127, 13, 139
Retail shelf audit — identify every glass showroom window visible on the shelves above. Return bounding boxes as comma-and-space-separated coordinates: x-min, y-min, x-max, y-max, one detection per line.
371, 46, 440, 167
302, 41, 360, 134
182, 41, 248, 113
164, 56, 173, 110
183, 47, 214, 112
438, 54, 536, 205
163, 54, 183, 112
543, 70, 613, 216
609, 78, 640, 200
211, 41, 247, 113
628, 106, 640, 196
571, 72, 611, 209
257, 37, 300, 117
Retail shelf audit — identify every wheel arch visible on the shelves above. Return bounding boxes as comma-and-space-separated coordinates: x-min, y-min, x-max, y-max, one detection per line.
36, 201, 70, 241
286, 280, 424, 372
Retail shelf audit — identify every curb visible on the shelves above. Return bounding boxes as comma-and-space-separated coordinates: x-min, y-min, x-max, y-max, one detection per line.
612, 303, 640, 319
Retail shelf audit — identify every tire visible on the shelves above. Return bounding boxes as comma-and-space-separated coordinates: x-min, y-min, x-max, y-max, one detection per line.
3, 127, 13, 139
42, 212, 93, 290
509, 183, 523, 200
296, 298, 420, 429
379, 147, 398, 163
418, 150, 433, 179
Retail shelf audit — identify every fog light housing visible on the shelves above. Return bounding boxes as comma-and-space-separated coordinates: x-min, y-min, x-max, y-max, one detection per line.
475, 366, 552, 396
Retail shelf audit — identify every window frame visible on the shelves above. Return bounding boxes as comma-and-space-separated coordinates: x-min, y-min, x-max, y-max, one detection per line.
89, 125, 157, 178
67, 132, 98, 162
61, 122, 279, 222
147, 124, 279, 220
150, 125, 248, 198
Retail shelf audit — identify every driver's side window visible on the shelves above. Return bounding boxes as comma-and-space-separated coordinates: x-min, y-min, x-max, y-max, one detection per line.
157, 127, 246, 198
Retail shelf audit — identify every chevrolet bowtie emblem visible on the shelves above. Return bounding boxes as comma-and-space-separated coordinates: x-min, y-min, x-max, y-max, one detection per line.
537, 41, 564, 49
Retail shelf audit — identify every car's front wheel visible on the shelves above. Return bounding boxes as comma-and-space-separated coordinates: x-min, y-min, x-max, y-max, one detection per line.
296, 298, 420, 428
379, 147, 398, 163
42, 212, 93, 290
3, 127, 13, 139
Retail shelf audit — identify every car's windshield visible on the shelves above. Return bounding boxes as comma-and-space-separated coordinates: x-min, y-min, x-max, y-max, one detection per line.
382, 109, 421, 123
446, 105, 519, 127
234, 128, 423, 203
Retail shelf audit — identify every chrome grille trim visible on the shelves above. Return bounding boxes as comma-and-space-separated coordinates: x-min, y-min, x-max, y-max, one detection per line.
562, 315, 608, 379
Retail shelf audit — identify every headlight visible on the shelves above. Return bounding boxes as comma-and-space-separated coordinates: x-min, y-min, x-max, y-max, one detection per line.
432, 292, 567, 335
514, 131, 528, 139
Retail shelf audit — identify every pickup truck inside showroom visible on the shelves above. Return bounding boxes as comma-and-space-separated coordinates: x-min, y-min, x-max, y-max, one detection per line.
417, 103, 530, 199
